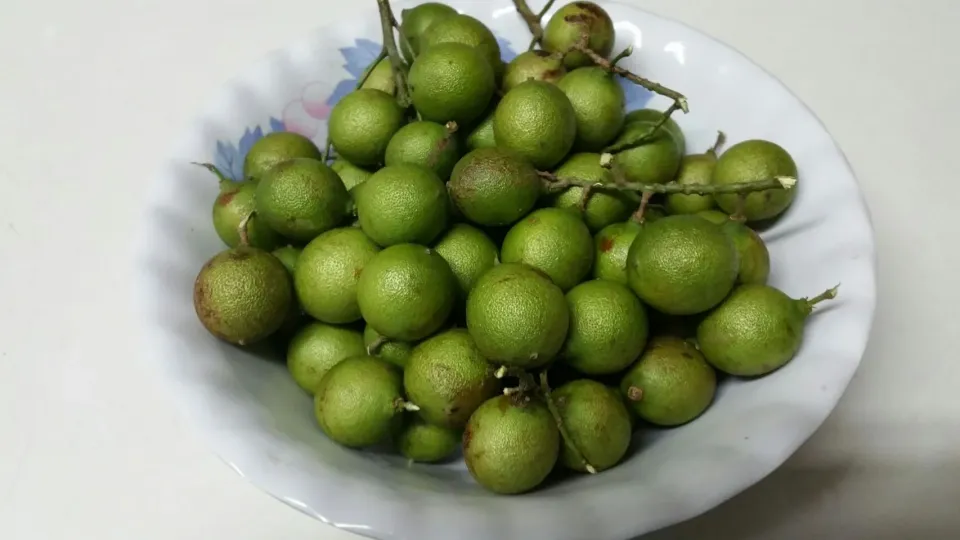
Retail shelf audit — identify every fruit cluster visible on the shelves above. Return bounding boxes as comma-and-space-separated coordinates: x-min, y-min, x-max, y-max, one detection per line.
192, 0, 837, 495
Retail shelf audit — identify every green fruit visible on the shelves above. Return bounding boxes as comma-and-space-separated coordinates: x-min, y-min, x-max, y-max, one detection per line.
624, 109, 685, 155
696, 209, 730, 225
328, 89, 406, 167
500, 207, 593, 291
399, 2, 459, 62
494, 80, 577, 169
627, 214, 739, 315
611, 120, 682, 184
418, 14, 503, 79
211, 178, 281, 250
697, 284, 837, 376
410, 42, 495, 126
358, 58, 398, 95
193, 246, 293, 345
404, 329, 498, 428
562, 280, 648, 375
620, 336, 716, 426
242, 131, 323, 180
433, 223, 500, 296
463, 395, 559, 494
354, 164, 448, 246
543, 1, 615, 69
554, 379, 632, 472
720, 220, 770, 285
593, 220, 643, 285
448, 147, 542, 226
549, 153, 636, 231
465, 109, 497, 150
713, 139, 798, 221
287, 322, 366, 394
398, 416, 460, 463
330, 158, 373, 192
466, 263, 569, 368
271, 245, 300, 275
294, 227, 380, 323
255, 158, 351, 242
385, 121, 461, 179
502, 50, 566, 92
666, 152, 718, 215
314, 355, 407, 448
364, 324, 415, 369
557, 67, 625, 151
357, 244, 457, 341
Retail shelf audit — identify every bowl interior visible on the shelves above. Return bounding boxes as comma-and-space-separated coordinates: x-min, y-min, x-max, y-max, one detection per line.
135, 1, 876, 538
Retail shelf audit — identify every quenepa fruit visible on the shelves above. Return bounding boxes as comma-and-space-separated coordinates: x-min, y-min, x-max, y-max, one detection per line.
294, 227, 380, 324
328, 89, 406, 167
549, 152, 636, 231
255, 158, 351, 242
287, 322, 366, 394
398, 416, 460, 463
554, 379, 632, 472
385, 121, 461, 180
418, 13, 503, 79
494, 80, 577, 169
713, 139, 798, 221
198, 163, 281, 249
593, 220, 643, 285
399, 2, 458, 62
502, 50, 566, 92
353, 164, 449, 246
447, 147, 541, 226
557, 66, 625, 151
364, 324, 414, 369
409, 42, 495, 126
562, 279, 648, 375
542, 1, 615, 69
500, 207, 594, 291
432, 223, 499, 296
242, 131, 323, 180
721, 220, 770, 285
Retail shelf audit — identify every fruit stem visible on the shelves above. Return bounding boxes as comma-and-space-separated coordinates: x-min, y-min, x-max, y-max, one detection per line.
539, 371, 597, 475
629, 191, 654, 223
395, 398, 421, 412
626, 386, 643, 401
600, 101, 683, 159
538, 170, 798, 196
237, 211, 254, 247
806, 284, 840, 307
610, 44, 633, 67
570, 40, 688, 114
366, 335, 389, 355
426, 121, 458, 168
322, 48, 390, 163
730, 194, 748, 222
512, 0, 551, 50
708, 130, 727, 156
191, 161, 233, 187
375, 0, 412, 108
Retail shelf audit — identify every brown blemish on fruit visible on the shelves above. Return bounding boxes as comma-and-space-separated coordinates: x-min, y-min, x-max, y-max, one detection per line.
574, 1, 605, 18
681, 352, 693, 360
217, 191, 236, 206
462, 423, 474, 450
564, 14, 591, 24
533, 50, 551, 58
599, 236, 614, 252
543, 69, 564, 80
353, 266, 363, 279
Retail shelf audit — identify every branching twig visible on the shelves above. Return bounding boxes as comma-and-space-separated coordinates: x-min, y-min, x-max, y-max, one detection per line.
376, 0, 411, 108
538, 170, 797, 196
540, 371, 596, 474
601, 101, 683, 157
513, 0, 554, 50
708, 130, 727, 156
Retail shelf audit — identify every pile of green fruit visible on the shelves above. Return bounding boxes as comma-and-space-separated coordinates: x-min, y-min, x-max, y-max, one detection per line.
191, 0, 838, 495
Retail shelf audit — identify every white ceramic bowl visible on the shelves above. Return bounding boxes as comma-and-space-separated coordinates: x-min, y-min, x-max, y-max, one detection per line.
134, 1, 877, 538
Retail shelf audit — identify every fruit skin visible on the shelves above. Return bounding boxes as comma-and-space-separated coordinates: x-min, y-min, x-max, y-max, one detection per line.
697, 284, 815, 376
287, 322, 366, 395
193, 246, 293, 345
448, 147, 542, 227
255, 157, 352, 242
494, 80, 577, 169
418, 14, 503, 80
465, 263, 569, 368
330, 158, 373, 192
353, 164, 449, 246
624, 108, 686, 155
212, 180, 282, 250
713, 139, 798, 221
562, 279, 649, 375
620, 336, 716, 426
626, 214, 739, 315
328, 89, 406, 167
500, 208, 594, 291
433, 223, 500, 296
593, 220, 643, 285
409, 42, 495, 126
462, 395, 560, 494
357, 244, 457, 341
294, 227, 380, 324
242, 131, 323, 180
557, 67, 625, 151
696, 209, 730, 225
398, 416, 460, 463
610, 119, 682, 184
403, 329, 498, 429
721, 220, 770, 285
359, 58, 397, 95
314, 355, 406, 448
543, 1, 615, 69
502, 50, 566, 92
385, 121, 462, 180
364, 324, 414, 369
399, 2, 458, 62
666, 152, 718, 215
554, 379, 633, 472
465, 109, 497, 150
549, 153, 636, 231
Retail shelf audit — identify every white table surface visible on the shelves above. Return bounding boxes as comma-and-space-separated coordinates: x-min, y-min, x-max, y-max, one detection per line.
3, 0, 959, 538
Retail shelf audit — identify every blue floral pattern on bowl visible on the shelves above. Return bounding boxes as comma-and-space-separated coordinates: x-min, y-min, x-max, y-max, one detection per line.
214, 34, 652, 180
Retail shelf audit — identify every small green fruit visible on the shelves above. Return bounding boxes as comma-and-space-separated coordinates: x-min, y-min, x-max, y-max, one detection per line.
398, 416, 460, 463
557, 67, 625, 151
364, 324, 415, 369
555, 379, 632, 472
666, 152, 718, 215
409, 42, 495, 126
562, 280, 648, 375
610, 119, 682, 185
399, 2, 458, 62
294, 227, 380, 324
465, 108, 497, 150
418, 14, 503, 79
494, 80, 577, 169
448, 147, 542, 226
543, 1, 615, 69
354, 164, 449, 246
255, 158, 351, 242
287, 322, 366, 394
720, 220, 770, 285
433, 223, 500, 296
502, 50, 566, 92
713, 139, 798, 221
500, 208, 593, 291
209, 176, 281, 250
385, 121, 462, 180
242, 131, 323, 180
328, 89, 406, 167
549, 152, 637, 231
593, 220, 643, 285
330, 158, 374, 192
624, 108, 685, 155
696, 209, 730, 224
